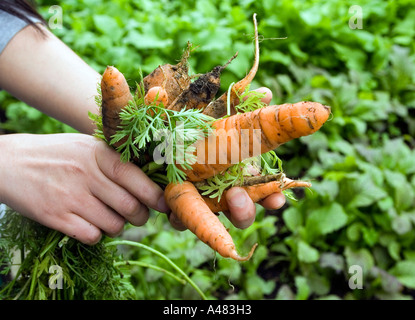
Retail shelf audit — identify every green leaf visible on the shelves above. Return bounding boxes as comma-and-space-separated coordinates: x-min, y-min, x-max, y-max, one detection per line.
333, 42, 367, 71
305, 202, 348, 238
275, 285, 295, 300
388, 241, 401, 261
391, 214, 412, 235
283, 207, 303, 232
346, 173, 387, 208
217, 258, 242, 282
299, 6, 322, 26
263, 49, 292, 65
361, 226, 379, 247
196, 27, 233, 52
315, 295, 342, 300
276, 74, 294, 96
93, 15, 123, 40
389, 261, 415, 289
345, 247, 374, 276
307, 273, 330, 296
346, 222, 363, 242
301, 131, 329, 155
123, 30, 173, 49
245, 272, 275, 300
319, 252, 345, 272
297, 240, 320, 263
385, 170, 414, 212
295, 276, 310, 300
310, 179, 339, 201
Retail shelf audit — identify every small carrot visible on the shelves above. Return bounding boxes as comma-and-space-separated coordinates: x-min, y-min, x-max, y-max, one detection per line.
202, 13, 260, 118
201, 175, 312, 213
164, 181, 258, 261
144, 86, 169, 106
167, 53, 238, 112
183, 101, 331, 182
143, 42, 192, 106
101, 66, 133, 147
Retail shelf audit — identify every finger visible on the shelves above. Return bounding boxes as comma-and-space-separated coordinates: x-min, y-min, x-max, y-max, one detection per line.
224, 187, 256, 229
48, 212, 103, 245
258, 192, 286, 210
71, 193, 126, 238
256, 87, 273, 105
94, 141, 169, 213
89, 173, 150, 227
244, 87, 273, 105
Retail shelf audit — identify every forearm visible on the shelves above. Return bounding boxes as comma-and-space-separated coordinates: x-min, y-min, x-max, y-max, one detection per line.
0, 24, 101, 134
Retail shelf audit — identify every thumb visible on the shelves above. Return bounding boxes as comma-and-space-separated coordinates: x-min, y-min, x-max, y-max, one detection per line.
224, 187, 256, 229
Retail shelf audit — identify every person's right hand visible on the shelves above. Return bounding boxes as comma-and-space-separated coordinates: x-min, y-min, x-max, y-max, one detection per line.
0, 133, 169, 244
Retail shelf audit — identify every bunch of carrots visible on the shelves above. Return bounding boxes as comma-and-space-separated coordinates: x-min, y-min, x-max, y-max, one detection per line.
99, 14, 331, 261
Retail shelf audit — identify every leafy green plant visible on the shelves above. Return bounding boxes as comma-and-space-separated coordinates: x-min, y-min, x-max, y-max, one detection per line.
275, 137, 415, 299
1, 0, 415, 300
0, 210, 208, 300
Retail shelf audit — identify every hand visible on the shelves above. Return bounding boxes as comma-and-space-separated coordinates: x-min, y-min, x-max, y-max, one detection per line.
0, 133, 169, 245
168, 87, 286, 230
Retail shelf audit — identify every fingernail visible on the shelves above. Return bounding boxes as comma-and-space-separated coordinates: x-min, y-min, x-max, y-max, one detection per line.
228, 189, 247, 208
238, 217, 255, 230
157, 196, 170, 213
275, 194, 286, 209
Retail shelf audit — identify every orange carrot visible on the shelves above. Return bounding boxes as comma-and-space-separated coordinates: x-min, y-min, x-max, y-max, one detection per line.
202, 176, 311, 213
142, 42, 192, 106
202, 13, 260, 118
144, 86, 169, 106
166, 53, 237, 112
101, 66, 133, 147
184, 101, 331, 182
164, 181, 258, 261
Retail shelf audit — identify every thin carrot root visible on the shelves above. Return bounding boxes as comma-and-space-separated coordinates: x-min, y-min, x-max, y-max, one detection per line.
236, 243, 258, 261
203, 13, 260, 118
165, 181, 258, 261
101, 66, 133, 147
201, 175, 312, 213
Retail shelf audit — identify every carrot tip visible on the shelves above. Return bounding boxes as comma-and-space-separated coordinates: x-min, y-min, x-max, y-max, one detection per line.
231, 243, 258, 261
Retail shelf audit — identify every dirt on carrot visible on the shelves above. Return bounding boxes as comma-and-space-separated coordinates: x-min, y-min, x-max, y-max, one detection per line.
142, 42, 193, 107
167, 53, 238, 112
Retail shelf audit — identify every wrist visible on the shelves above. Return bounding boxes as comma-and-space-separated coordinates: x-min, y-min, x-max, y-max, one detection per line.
0, 133, 30, 205
0, 134, 12, 204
